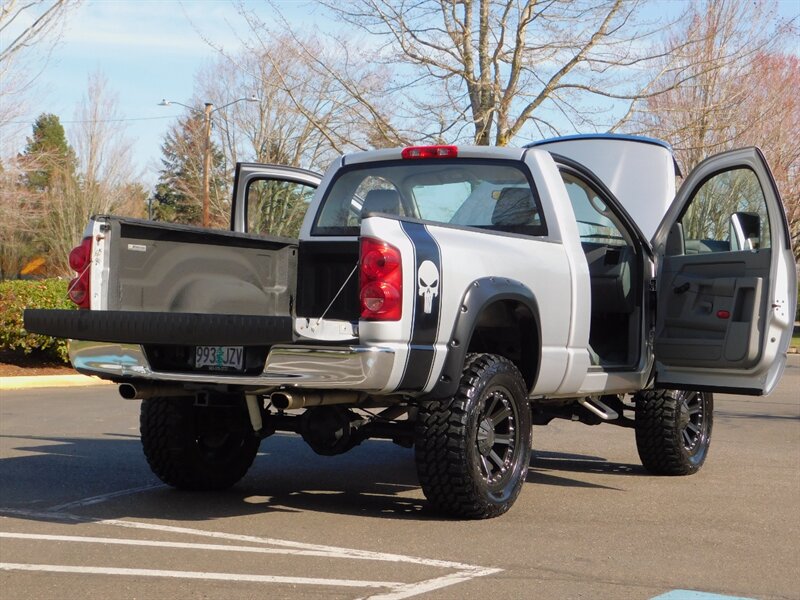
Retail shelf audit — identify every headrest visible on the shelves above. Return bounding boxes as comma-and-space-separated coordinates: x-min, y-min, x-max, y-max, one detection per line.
491, 187, 537, 226
361, 189, 400, 218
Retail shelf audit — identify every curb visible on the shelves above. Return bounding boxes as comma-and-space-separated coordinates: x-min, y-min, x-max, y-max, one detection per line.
0, 374, 113, 391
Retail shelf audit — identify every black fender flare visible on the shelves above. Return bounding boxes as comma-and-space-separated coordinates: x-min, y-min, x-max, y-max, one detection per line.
427, 277, 541, 399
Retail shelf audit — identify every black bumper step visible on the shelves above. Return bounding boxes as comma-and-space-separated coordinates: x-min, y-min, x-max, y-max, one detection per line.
23, 309, 293, 346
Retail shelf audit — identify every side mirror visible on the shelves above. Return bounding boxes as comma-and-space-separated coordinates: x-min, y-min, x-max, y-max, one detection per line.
665, 221, 685, 256
729, 212, 761, 251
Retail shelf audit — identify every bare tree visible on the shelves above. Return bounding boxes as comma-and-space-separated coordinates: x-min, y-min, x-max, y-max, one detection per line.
195, 37, 346, 173
304, 0, 698, 146
630, 0, 799, 257
32, 73, 143, 275
0, 0, 81, 133
70, 71, 140, 215
202, 5, 409, 160
192, 26, 405, 229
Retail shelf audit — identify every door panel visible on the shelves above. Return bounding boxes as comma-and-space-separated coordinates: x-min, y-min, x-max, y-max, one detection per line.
652, 148, 796, 395
656, 251, 767, 368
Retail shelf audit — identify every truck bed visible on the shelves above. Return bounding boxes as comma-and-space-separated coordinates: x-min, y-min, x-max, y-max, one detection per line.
101, 217, 297, 315
25, 216, 300, 347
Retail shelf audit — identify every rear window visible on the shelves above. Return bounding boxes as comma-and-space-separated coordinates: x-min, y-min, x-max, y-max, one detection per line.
312, 159, 546, 236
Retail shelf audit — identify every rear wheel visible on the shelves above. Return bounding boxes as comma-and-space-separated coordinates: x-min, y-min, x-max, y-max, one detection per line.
634, 389, 713, 475
140, 396, 260, 490
415, 354, 532, 519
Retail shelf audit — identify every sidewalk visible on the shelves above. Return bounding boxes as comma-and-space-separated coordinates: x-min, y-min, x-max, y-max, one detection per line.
0, 374, 112, 391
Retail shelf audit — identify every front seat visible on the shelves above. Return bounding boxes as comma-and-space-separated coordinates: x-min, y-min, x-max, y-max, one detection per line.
491, 187, 538, 226
361, 189, 401, 218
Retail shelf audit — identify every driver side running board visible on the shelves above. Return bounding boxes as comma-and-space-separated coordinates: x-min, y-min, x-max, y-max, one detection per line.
578, 397, 619, 421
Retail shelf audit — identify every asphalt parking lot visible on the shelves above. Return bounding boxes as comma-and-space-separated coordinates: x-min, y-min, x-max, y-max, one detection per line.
1, 358, 798, 599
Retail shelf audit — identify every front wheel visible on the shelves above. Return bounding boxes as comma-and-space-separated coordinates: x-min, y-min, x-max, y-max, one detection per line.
140, 396, 260, 490
634, 389, 713, 475
415, 354, 532, 519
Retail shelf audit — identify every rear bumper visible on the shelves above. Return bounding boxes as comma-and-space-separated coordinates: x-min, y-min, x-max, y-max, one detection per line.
68, 340, 396, 392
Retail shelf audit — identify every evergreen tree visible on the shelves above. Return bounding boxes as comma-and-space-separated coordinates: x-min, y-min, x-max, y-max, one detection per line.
21, 113, 76, 190
151, 114, 226, 225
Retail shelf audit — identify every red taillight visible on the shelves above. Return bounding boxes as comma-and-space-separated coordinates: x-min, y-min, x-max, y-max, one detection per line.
360, 237, 402, 321
68, 237, 91, 272
68, 236, 92, 309
68, 276, 89, 306
401, 145, 458, 160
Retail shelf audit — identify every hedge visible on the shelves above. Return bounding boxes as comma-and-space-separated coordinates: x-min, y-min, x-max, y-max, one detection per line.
0, 279, 75, 363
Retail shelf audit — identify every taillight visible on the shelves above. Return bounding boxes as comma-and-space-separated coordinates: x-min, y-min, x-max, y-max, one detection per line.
401, 145, 458, 159
68, 236, 92, 309
360, 237, 402, 321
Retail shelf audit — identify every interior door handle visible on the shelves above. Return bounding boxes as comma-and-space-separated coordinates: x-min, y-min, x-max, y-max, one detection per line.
673, 282, 691, 294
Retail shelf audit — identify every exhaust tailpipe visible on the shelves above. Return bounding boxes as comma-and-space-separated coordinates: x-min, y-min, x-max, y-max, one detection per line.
269, 391, 360, 410
118, 383, 188, 400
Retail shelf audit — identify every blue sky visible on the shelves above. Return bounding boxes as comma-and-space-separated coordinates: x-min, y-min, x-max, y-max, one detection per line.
3, 0, 329, 183
3, 0, 799, 187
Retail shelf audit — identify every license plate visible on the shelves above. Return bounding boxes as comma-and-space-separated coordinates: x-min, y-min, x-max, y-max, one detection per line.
195, 346, 244, 370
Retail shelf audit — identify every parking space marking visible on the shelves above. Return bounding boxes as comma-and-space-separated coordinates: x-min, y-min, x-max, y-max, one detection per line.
0, 532, 372, 559
0, 508, 502, 600
0, 563, 401, 589
47, 483, 165, 512
366, 568, 502, 600
651, 592, 756, 600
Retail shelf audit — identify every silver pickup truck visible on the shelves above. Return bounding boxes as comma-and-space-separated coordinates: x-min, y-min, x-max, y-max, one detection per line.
25, 134, 796, 519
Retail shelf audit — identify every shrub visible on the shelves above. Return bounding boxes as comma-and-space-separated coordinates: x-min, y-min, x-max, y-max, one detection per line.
0, 279, 74, 363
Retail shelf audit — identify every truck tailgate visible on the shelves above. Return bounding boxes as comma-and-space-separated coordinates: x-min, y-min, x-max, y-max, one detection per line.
23, 309, 292, 345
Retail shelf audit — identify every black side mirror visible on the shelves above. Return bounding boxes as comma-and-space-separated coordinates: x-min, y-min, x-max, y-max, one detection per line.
665, 222, 685, 256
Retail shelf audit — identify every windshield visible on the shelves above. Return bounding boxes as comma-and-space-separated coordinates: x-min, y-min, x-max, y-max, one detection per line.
312, 160, 546, 236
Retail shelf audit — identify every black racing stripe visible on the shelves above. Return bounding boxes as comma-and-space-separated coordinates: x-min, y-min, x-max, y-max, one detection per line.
398, 221, 441, 391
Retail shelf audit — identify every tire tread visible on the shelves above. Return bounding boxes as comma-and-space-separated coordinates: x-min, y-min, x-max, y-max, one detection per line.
140, 397, 259, 490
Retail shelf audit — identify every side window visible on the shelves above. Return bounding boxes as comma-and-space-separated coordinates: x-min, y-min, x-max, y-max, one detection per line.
677, 168, 771, 255
562, 173, 631, 247
246, 178, 316, 238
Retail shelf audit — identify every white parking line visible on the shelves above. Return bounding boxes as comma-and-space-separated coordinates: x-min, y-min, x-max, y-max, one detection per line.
0, 532, 369, 559
366, 568, 503, 600
0, 508, 502, 600
0, 563, 401, 589
47, 484, 165, 512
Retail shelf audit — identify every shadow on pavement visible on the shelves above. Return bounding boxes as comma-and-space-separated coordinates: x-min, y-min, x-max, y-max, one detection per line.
0, 433, 647, 523
527, 450, 645, 490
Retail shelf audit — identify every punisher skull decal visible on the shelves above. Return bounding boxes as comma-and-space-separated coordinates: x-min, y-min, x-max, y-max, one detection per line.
418, 260, 440, 314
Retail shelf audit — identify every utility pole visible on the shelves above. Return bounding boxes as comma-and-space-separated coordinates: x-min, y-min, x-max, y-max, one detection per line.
159, 95, 258, 227
202, 102, 213, 228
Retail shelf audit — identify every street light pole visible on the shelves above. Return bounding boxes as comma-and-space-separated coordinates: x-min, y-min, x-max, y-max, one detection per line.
159, 95, 258, 228
201, 102, 213, 227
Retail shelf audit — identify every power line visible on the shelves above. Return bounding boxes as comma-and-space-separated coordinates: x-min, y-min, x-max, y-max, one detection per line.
5, 115, 182, 125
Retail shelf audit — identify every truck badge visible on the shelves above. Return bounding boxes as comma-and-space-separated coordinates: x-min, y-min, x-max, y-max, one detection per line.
418, 260, 439, 314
